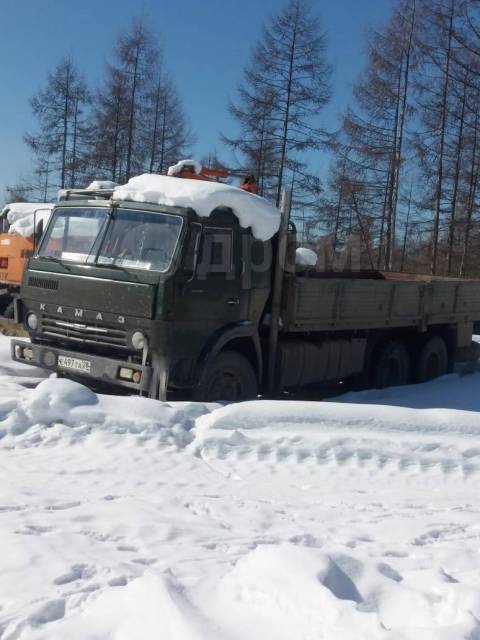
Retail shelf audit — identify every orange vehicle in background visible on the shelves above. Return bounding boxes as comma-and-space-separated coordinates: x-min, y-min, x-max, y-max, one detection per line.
0, 203, 53, 316
167, 160, 258, 193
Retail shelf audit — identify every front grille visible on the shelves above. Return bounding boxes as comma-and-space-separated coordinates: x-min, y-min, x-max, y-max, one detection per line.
41, 314, 128, 349
28, 276, 59, 291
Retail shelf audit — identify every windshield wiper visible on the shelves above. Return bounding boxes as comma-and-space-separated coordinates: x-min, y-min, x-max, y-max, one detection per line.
91, 262, 139, 281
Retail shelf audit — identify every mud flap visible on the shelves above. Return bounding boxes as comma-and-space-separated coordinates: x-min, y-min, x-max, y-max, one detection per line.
148, 352, 170, 401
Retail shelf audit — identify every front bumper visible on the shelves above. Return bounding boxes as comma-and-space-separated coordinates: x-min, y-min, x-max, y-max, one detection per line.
11, 340, 153, 393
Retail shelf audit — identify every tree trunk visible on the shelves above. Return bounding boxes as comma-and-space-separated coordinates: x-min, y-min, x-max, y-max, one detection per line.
60, 66, 71, 189
256, 110, 267, 197
70, 94, 79, 188
400, 184, 413, 272
149, 84, 161, 174
378, 160, 392, 269
126, 44, 140, 180
112, 95, 121, 182
43, 157, 50, 203
159, 94, 168, 174
385, 59, 403, 271
332, 183, 343, 257
431, 0, 454, 275
460, 109, 479, 277
275, 4, 299, 207
447, 76, 467, 275
391, 0, 415, 269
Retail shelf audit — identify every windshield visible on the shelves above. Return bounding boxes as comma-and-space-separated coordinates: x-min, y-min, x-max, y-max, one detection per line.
39, 206, 183, 272
39, 207, 108, 263
97, 210, 182, 271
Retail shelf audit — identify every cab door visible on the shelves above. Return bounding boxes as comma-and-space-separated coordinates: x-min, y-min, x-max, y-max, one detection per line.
171, 223, 249, 378
188, 224, 248, 324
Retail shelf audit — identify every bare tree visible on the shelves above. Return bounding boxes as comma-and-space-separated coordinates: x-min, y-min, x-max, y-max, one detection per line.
87, 18, 192, 183
424, 0, 455, 274
88, 65, 129, 182
145, 72, 193, 174
25, 57, 89, 191
325, 0, 417, 270
224, 0, 332, 207
116, 20, 158, 180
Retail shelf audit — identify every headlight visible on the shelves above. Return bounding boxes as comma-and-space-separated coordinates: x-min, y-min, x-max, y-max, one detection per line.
26, 312, 39, 331
131, 331, 146, 350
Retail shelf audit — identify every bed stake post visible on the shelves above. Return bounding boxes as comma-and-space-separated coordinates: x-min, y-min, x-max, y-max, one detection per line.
268, 190, 291, 394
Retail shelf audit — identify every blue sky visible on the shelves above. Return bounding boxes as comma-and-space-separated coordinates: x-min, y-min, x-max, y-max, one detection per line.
0, 0, 392, 199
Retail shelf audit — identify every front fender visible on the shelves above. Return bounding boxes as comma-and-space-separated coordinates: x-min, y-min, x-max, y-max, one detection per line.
195, 322, 262, 385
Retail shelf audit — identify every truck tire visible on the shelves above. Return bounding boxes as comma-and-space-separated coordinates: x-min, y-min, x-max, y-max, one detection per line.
371, 340, 410, 389
0, 295, 12, 317
416, 335, 448, 383
194, 350, 258, 402
2, 302, 14, 319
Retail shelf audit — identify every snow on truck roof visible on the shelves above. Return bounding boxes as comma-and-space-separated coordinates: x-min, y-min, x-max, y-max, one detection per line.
112, 173, 281, 241
2, 202, 55, 238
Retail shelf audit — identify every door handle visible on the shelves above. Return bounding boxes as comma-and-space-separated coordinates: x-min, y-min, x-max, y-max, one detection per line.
226, 298, 240, 306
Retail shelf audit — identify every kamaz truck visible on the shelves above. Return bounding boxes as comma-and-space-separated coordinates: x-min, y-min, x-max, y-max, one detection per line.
10, 174, 480, 402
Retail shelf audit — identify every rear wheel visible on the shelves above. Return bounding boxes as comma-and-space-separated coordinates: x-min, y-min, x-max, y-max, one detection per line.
371, 340, 410, 389
416, 335, 448, 383
194, 351, 258, 402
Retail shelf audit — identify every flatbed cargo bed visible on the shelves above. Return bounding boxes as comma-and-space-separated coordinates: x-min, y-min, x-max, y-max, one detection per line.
281, 271, 480, 333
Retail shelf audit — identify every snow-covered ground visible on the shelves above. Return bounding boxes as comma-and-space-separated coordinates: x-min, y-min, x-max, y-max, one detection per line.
2, 334, 480, 639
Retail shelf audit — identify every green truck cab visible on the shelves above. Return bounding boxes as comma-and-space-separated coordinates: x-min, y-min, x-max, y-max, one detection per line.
11, 185, 480, 401
11, 188, 271, 400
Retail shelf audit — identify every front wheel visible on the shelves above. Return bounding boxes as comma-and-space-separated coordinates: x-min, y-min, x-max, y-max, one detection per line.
194, 351, 258, 402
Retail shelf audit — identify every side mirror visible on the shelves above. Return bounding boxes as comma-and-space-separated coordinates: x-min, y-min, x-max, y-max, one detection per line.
33, 208, 50, 254
34, 219, 44, 249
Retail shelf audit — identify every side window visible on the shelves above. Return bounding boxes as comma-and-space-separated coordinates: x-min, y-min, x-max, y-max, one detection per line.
198, 228, 233, 277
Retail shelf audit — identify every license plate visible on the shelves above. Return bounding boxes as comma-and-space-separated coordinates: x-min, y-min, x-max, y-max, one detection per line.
58, 355, 91, 373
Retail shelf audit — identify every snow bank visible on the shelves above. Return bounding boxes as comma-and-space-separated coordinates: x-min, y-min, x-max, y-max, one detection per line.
2, 202, 54, 238
2, 333, 480, 639
0, 375, 214, 445
210, 545, 402, 639
113, 174, 281, 241
86, 180, 118, 190
167, 159, 202, 176
296, 246, 317, 267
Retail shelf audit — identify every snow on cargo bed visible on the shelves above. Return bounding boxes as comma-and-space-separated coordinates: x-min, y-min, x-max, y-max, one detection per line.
296, 246, 317, 266
2, 202, 54, 237
113, 173, 281, 240
2, 334, 480, 638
